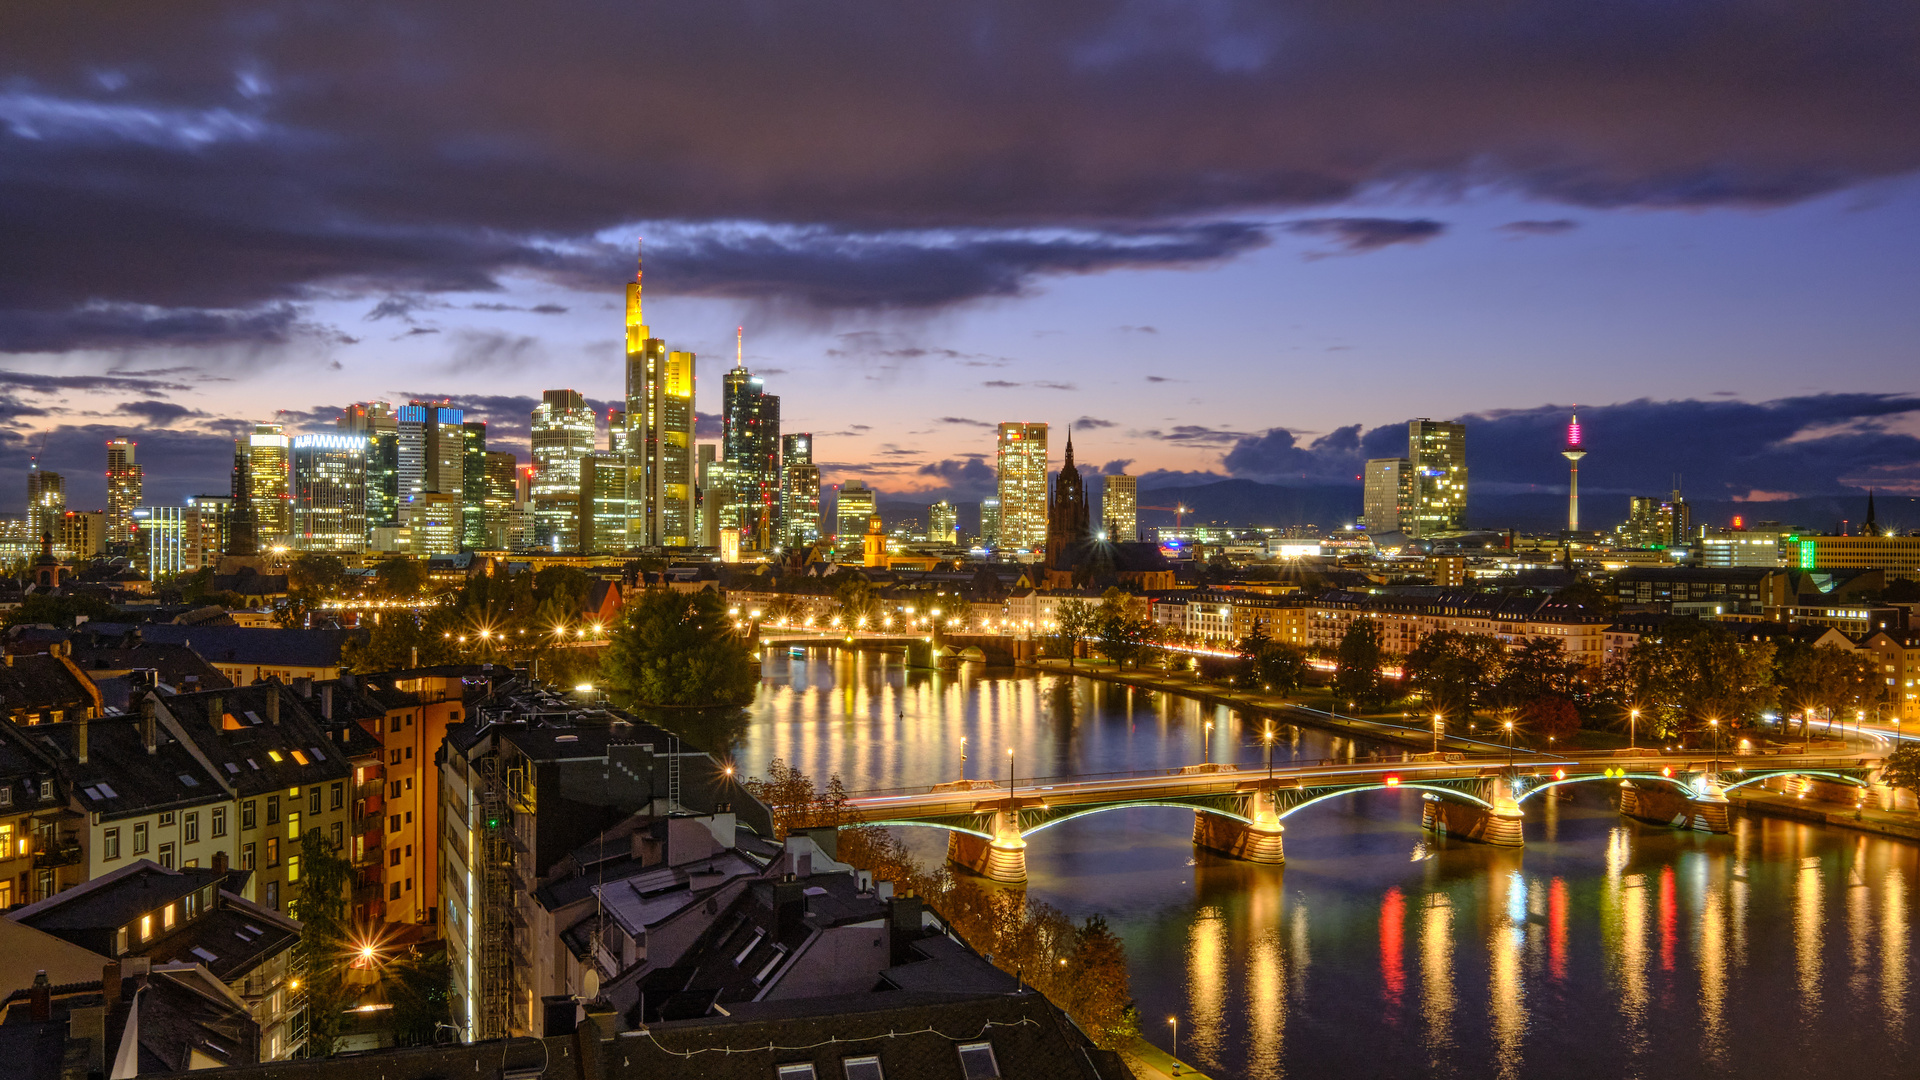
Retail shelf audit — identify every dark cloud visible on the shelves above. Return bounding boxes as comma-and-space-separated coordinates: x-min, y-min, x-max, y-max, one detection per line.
1144, 375, 1183, 384
1101, 459, 1135, 475
1138, 424, 1256, 446
938, 416, 994, 428
0, 423, 241, 508
913, 456, 998, 500
1499, 219, 1580, 236
1073, 416, 1117, 429
445, 328, 543, 370
117, 399, 206, 424
469, 301, 570, 315
1119, 325, 1158, 335
0, 369, 194, 395
6, 1, 1920, 348
695, 411, 724, 439
982, 380, 1021, 389
1284, 218, 1446, 255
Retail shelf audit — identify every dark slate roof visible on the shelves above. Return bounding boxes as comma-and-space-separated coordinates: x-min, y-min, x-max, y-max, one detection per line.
156, 685, 352, 796
141, 895, 300, 983
0, 653, 96, 715
31, 715, 226, 820
131, 625, 365, 671
9, 860, 235, 937
68, 642, 233, 693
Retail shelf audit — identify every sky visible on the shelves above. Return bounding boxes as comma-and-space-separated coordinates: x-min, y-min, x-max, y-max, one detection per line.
4, 1, 1920, 518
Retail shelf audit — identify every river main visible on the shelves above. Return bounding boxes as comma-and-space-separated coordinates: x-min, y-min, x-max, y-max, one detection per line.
669, 650, 1919, 1080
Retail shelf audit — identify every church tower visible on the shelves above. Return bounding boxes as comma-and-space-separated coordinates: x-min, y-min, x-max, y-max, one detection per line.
1045, 428, 1091, 572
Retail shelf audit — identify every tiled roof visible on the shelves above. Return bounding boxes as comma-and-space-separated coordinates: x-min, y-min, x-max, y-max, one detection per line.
133, 625, 366, 671
31, 715, 226, 820
156, 685, 352, 796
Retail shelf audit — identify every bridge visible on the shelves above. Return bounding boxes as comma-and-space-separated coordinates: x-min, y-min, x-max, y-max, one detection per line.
759, 627, 1031, 667
842, 751, 1879, 883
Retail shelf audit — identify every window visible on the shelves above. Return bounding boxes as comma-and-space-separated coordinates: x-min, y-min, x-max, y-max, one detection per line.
266, 836, 279, 866
842, 1057, 884, 1080
404, 777, 413, 792
390, 881, 401, 901
390, 780, 402, 799
957, 1042, 999, 1079
163, 902, 177, 930
330, 822, 343, 848
266, 881, 279, 910
241, 843, 255, 871
212, 807, 227, 838
390, 848, 402, 867
309, 787, 321, 815
133, 823, 149, 854
38, 779, 52, 801
184, 813, 199, 844
404, 747, 413, 760
158, 842, 174, 869
287, 810, 300, 839
389, 814, 401, 834
330, 782, 343, 811
404, 811, 412, 825
266, 795, 280, 825
242, 800, 256, 830
114, 925, 126, 955
103, 828, 120, 860
390, 750, 401, 766
140, 914, 152, 941
158, 811, 175, 827
184, 890, 198, 919
286, 854, 300, 883
777, 1066, 818, 1080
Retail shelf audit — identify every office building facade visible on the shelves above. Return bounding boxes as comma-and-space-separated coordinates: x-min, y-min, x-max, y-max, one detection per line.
106, 437, 143, 550
1407, 419, 1467, 537
981, 497, 1001, 547
530, 389, 595, 552
291, 434, 369, 552
184, 495, 232, 570
131, 505, 187, 578
26, 464, 64, 544
624, 257, 697, 547
1362, 457, 1412, 534
835, 481, 876, 560
780, 433, 821, 548
237, 423, 293, 546
1102, 473, 1137, 542
929, 500, 958, 543
995, 422, 1048, 551
722, 357, 780, 549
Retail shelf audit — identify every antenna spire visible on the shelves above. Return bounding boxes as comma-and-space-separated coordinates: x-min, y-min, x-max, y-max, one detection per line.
736, 326, 744, 368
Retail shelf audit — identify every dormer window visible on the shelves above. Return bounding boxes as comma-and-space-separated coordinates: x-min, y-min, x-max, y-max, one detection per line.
38, 779, 52, 801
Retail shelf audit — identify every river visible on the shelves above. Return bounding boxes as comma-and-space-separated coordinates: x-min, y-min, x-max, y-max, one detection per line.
675, 649, 1920, 1080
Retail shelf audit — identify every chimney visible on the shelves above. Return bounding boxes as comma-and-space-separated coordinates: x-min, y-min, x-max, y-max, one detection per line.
212, 849, 228, 876
75, 713, 88, 765
774, 877, 807, 939
29, 971, 50, 1022
265, 688, 280, 725
207, 693, 225, 731
319, 683, 334, 721
101, 961, 122, 1010
294, 677, 313, 698
887, 895, 924, 967
139, 697, 157, 755
410, 645, 419, 670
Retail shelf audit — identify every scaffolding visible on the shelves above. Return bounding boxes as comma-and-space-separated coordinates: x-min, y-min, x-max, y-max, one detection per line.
474, 753, 516, 1040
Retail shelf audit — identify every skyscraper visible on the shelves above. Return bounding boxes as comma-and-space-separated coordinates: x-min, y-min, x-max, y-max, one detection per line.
722, 330, 781, 549
697, 444, 722, 548
623, 245, 697, 547
461, 421, 488, 551
105, 437, 143, 551
1561, 413, 1586, 533
129, 506, 184, 580
995, 422, 1048, 552
530, 389, 595, 552
780, 433, 821, 548
980, 497, 1001, 548
239, 423, 292, 546
1101, 473, 1137, 542
835, 481, 875, 560
1362, 458, 1412, 534
26, 463, 65, 544
340, 402, 399, 530
1406, 418, 1467, 538
291, 434, 369, 552
396, 403, 464, 531
929, 500, 957, 544
183, 495, 231, 570
482, 451, 520, 550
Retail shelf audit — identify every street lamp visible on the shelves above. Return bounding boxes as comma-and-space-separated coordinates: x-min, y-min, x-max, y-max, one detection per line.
1432, 713, 1443, 755
1505, 720, 1515, 769
960, 736, 967, 781
1264, 722, 1275, 783
1708, 717, 1720, 773
1007, 747, 1016, 801
1628, 707, 1640, 751
1204, 720, 1213, 763
1168, 1016, 1180, 1078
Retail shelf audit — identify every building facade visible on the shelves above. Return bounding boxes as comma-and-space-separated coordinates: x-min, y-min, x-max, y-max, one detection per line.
27, 464, 65, 545
835, 482, 876, 560
722, 355, 781, 549
106, 438, 143, 552
1363, 457, 1411, 534
995, 422, 1048, 552
131, 506, 188, 579
1407, 419, 1466, 537
290, 434, 369, 553
1102, 473, 1137, 542
623, 259, 697, 548
781, 433, 821, 548
240, 423, 292, 546
929, 500, 958, 543
530, 389, 595, 552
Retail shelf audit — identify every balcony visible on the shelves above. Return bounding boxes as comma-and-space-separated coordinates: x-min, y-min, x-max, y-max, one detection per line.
33, 841, 82, 869
354, 794, 384, 821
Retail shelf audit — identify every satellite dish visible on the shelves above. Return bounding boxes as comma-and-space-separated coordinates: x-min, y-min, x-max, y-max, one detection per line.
582, 969, 601, 1000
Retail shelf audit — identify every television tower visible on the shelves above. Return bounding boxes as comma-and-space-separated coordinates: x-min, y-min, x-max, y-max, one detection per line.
1562, 412, 1586, 532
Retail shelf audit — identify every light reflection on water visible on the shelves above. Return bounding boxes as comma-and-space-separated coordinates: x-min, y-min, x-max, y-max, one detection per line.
687, 652, 1920, 1080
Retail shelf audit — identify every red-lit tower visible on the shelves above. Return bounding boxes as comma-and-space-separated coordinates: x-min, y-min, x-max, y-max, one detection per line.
1561, 412, 1586, 532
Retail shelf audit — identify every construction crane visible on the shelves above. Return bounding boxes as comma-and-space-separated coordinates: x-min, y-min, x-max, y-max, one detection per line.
1140, 504, 1191, 528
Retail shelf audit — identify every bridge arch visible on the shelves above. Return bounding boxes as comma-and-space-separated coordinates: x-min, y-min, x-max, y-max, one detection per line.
1278, 783, 1493, 820
1021, 801, 1254, 837
1515, 773, 1697, 804
850, 820, 996, 840
1720, 770, 1868, 792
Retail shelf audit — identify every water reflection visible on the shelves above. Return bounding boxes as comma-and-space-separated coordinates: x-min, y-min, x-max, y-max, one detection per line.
723, 656, 1920, 1080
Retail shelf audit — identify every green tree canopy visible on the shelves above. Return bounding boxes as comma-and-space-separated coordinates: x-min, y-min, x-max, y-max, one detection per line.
1775, 640, 1881, 736
1881, 744, 1920, 795
1403, 630, 1503, 720
2, 592, 121, 629
370, 556, 431, 599
1050, 598, 1099, 666
1332, 618, 1396, 709
601, 588, 758, 707
1624, 621, 1777, 740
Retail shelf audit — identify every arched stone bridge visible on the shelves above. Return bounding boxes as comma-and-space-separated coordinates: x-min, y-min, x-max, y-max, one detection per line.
842, 753, 1878, 883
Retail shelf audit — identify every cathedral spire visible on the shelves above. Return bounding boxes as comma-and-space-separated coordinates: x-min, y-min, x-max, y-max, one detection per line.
1866, 488, 1879, 536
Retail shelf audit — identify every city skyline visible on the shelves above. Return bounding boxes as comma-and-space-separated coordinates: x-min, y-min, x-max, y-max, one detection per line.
3, 4, 1920, 514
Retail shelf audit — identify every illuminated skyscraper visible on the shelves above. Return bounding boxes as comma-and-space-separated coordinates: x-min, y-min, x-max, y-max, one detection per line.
1562, 413, 1586, 533
995, 422, 1048, 552
339, 402, 399, 530
291, 434, 369, 552
130, 506, 184, 579
585, 450, 632, 554
239, 423, 292, 545
1101, 473, 1137, 542
530, 389, 595, 551
1406, 418, 1467, 538
929, 500, 957, 544
26, 462, 65, 544
722, 330, 781, 549
697, 444, 722, 548
780, 433, 821, 548
397, 403, 464, 533
183, 495, 231, 570
482, 451, 520, 549
980, 497, 1001, 547
835, 482, 875, 560
623, 245, 697, 547
1362, 458, 1412, 534
105, 437, 143, 550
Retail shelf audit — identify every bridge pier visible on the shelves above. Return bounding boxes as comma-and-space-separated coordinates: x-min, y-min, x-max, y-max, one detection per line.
946, 809, 1028, 884
1420, 777, 1525, 847
1192, 797, 1285, 864
1619, 778, 1730, 834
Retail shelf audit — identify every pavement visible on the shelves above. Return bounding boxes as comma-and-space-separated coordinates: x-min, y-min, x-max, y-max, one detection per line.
1125, 1037, 1216, 1080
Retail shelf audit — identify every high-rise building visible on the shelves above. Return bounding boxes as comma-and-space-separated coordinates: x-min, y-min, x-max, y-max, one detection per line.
835, 482, 876, 560
482, 451, 519, 550
697, 444, 722, 548
1362, 458, 1412, 534
130, 506, 186, 579
105, 437, 143, 551
461, 422, 488, 551
397, 403, 464, 531
722, 332, 781, 549
780, 433, 820, 548
26, 463, 65, 544
240, 423, 292, 546
623, 247, 697, 547
1101, 474, 1137, 542
995, 423, 1048, 552
530, 389, 595, 552
59, 511, 106, 561
1561, 413, 1586, 533
585, 450, 632, 554
1406, 419, 1467, 538
183, 495, 231, 570
1618, 491, 1690, 549
981, 497, 1001, 548
339, 402, 400, 530
929, 500, 957, 544
408, 491, 462, 556
291, 434, 369, 552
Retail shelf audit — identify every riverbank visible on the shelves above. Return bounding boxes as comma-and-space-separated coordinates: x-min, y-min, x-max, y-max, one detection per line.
1125, 1037, 1216, 1080
1731, 787, 1920, 843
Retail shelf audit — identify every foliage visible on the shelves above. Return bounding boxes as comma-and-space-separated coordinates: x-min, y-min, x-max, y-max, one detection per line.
291, 828, 355, 1057
1552, 577, 1618, 614
382, 947, 453, 1047
1232, 624, 1307, 696
746, 760, 1138, 1048
828, 569, 878, 626
1332, 618, 1396, 709
287, 554, 349, 599
601, 588, 757, 707
1623, 621, 1776, 741
341, 609, 459, 674
1775, 640, 1881, 737
1, 592, 121, 628
370, 556, 431, 599
1881, 745, 1920, 794
1093, 589, 1153, 669
1521, 695, 1582, 745
1403, 630, 1503, 720
1049, 599, 1099, 665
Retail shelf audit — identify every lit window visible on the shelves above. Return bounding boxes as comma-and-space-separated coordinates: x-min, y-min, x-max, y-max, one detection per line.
140, 914, 152, 941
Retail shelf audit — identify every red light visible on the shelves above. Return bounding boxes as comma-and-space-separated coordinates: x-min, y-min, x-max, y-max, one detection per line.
1555, 768, 1566, 780
1661, 767, 1672, 777
1385, 775, 1400, 787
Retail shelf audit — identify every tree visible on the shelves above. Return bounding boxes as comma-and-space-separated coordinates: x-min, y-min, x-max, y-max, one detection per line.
1, 592, 120, 629
1403, 630, 1503, 720
371, 556, 431, 600
1881, 744, 1920, 797
601, 588, 757, 707
1776, 640, 1881, 737
1235, 625, 1307, 697
1093, 588, 1152, 668
287, 554, 348, 599
1332, 618, 1395, 709
827, 569, 878, 627
1521, 695, 1581, 746
291, 828, 355, 1057
1051, 599, 1099, 666
1624, 621, 1776, 741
